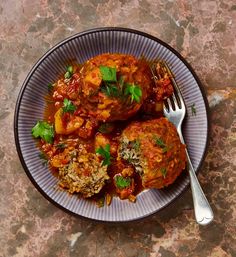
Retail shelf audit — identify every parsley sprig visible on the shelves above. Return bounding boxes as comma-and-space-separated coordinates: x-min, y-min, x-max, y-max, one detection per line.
62, 98, 76, 113
48, 83, 54, 92
99, 66, 142, 103
64, 65, 73, 79
160, 167, 167, 178
99, 66, 117, 82
98, 123, 114, 134
32, 121, 54, 144
100, 66, 119, 97
96, 144, 112, 166
124, 83, 142, 103
114, 175, 131, 189
56, 143, 67, 149
190, 103, 197, 116
38, 152, 48, 166
101, 84, 119, 97
153, 135, 168, 153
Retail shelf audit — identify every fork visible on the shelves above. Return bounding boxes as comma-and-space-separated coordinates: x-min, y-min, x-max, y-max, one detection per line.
155, 61, 214, 226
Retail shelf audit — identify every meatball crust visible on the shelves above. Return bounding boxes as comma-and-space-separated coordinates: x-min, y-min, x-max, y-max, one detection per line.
119, 117, 186, 189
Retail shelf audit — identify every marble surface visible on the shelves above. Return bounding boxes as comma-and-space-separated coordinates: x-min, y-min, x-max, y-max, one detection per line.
0, 0, 236, 256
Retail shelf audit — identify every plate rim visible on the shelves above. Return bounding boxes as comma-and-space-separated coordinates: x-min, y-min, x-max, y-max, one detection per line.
14, 27, 210, 223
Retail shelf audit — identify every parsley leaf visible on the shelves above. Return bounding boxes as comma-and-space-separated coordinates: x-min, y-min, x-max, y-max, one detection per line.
32, 121, 54, 143
118, 76, 125, 89
96, 144, 112, 166
190, 103, 197, 116
153, 135, 169, 153
62, 98, 76, 113
99, 66, 117, 82
99, 66, 118, 97
114, 175, 131, 189
38, 152, 48, 166
162, 146, 169, 153
64, 65, 73, 79
160, 167, 167, 178
98, 123, 114, 134
124, 83, 142, 103
48, 83, 54, 92
153, 136, 166, 148
56, 143, 67, 149
101, 83, 119, 97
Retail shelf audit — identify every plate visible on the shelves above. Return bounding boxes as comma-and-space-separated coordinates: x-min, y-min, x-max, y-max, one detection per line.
14, 27, 209, 222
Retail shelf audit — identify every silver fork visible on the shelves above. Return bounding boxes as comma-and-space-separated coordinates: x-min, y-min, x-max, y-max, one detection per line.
158, 62, 214, 225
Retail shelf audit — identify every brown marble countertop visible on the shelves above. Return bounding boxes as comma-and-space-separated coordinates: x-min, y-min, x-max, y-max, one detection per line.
1, 1, 236, 256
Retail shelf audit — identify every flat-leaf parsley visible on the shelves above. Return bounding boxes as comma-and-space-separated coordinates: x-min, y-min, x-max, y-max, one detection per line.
153, 135, 168, 153
190, 103, 197, 116
114, 175, 131, 189
96, 144, 112, 166
32, 121, 54, 143
62, 98, 76, 113
160, 167, 167, 178
124, 83, 142, 103
99, 66, 117, 82
64, 65, 73, 79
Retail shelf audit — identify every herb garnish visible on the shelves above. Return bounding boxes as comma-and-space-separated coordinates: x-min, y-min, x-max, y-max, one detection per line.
96, 196, 105, 208
153, 135, 168, 153
190, 103, 197, 116
39, 152, 48, 166
48, 83, 54, 92
99, 66, 142, 103
99, 66, 119, 97
62, 98, 76, 113
32, 121, 54, 143
101, 84, 119, 97
99, 66, 117, 82
114, 175, 131, 189
98, 123, 114, 134
56, 143, 67, 149
64, 65, 73, 79
118, 76, 125, 89
96, 144, 112, 166
160, 167, 167, 178
162, 146, 169, 153
124, 83, 142, 103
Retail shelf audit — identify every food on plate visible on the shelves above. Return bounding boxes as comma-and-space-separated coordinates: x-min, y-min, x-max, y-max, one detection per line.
55, 145, 109, 198
153, 62, 174, 101
31, 53, 185, 206
79, 53, 152, 121
119, 117, 186, 189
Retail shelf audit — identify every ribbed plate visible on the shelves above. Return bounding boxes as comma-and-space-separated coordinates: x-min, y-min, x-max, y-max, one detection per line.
14, 28, 209, 222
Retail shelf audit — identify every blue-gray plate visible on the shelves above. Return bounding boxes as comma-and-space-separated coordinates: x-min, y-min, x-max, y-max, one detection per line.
14, 27, 209, 222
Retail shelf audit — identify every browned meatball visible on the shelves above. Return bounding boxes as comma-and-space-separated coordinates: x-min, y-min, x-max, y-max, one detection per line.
56, 145, 109, 198
119, 117, 186, 189
79, 53, 152, 121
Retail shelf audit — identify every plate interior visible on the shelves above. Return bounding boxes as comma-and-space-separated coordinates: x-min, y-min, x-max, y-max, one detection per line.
15, 29, 208, 222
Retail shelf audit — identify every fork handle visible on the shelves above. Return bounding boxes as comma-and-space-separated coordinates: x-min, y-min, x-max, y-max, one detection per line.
185, 150, 214, 225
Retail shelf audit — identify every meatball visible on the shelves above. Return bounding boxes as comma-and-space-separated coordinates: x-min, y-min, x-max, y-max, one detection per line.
57, 145, 109, 198
119, 117, 186, 189
79, 53, 153, 121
